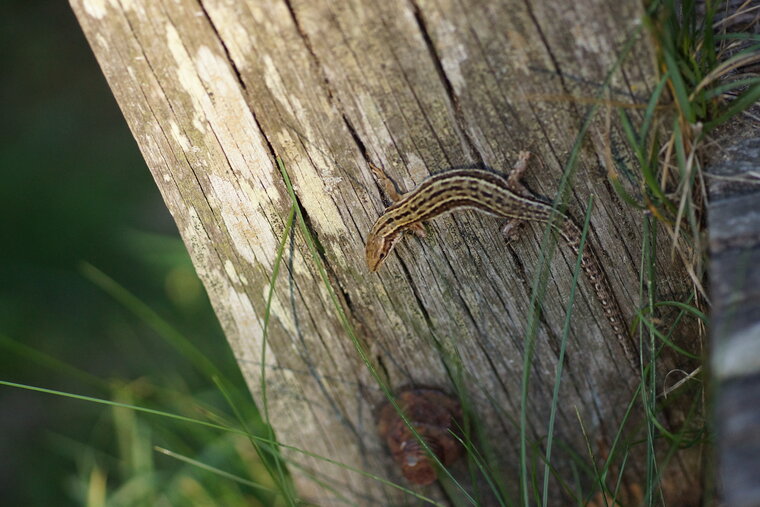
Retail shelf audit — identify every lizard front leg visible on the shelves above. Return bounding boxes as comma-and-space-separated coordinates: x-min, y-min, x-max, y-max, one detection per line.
499, 151, 536, 244
370, 161, 426, 237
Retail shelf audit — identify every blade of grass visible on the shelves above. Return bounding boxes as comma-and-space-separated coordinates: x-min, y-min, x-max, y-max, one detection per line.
691, 48, 760, 98
541, 196, 594, 507
0, 333, 107, 390
653, 300, 708, 322
634, 313, 700, 359
80, 263, 222, 381
638, 74, 669, 143
714, 33, 760, 42
214, 375, 298, 506
155, 446, 279, 494
640, 215, 658, 506
258, 205, 297, 506
702, 76, 760, 100
664, 48, 696, 123
575, 407, 609, 505
704, 82, 760, 131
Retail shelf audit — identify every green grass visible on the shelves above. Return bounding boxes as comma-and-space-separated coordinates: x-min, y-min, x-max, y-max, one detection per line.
0, 264, 442, 505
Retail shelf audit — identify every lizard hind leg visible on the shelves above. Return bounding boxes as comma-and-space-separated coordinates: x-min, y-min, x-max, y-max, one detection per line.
500, 219, 526, 245
408, 222, 427, 238
506, 150, 533, 198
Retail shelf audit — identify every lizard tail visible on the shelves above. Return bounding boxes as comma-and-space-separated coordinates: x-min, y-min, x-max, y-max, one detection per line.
559, 219, 638, 368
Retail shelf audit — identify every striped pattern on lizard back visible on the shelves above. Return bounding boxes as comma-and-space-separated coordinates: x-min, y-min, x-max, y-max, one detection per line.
365, 155, 636, 367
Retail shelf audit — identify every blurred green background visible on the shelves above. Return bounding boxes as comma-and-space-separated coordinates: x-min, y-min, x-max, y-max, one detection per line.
1, 2, 257, 504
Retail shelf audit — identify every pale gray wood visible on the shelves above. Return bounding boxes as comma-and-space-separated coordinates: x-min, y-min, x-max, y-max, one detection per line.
708, 137, 760, 507
71, 0, 702, 503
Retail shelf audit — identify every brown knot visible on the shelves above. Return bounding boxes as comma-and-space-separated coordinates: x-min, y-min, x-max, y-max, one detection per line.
376, 387, 464, 485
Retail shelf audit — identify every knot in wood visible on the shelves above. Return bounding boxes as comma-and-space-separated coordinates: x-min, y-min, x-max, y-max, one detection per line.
376, 387, 463, 486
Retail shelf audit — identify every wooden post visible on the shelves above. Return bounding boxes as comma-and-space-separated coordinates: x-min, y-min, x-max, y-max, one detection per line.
708, 137, 760, 507
71, 0, 702, 503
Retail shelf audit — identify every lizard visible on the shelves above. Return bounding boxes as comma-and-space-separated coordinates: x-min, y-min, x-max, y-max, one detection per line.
365, 151, 635, 362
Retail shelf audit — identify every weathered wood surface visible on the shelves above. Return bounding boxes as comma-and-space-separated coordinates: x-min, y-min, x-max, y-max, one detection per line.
708, 136, 760, 507
71, 0, 701, 503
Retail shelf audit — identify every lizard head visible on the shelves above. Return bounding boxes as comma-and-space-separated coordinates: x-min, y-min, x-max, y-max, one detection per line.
365, 231, 401, 272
